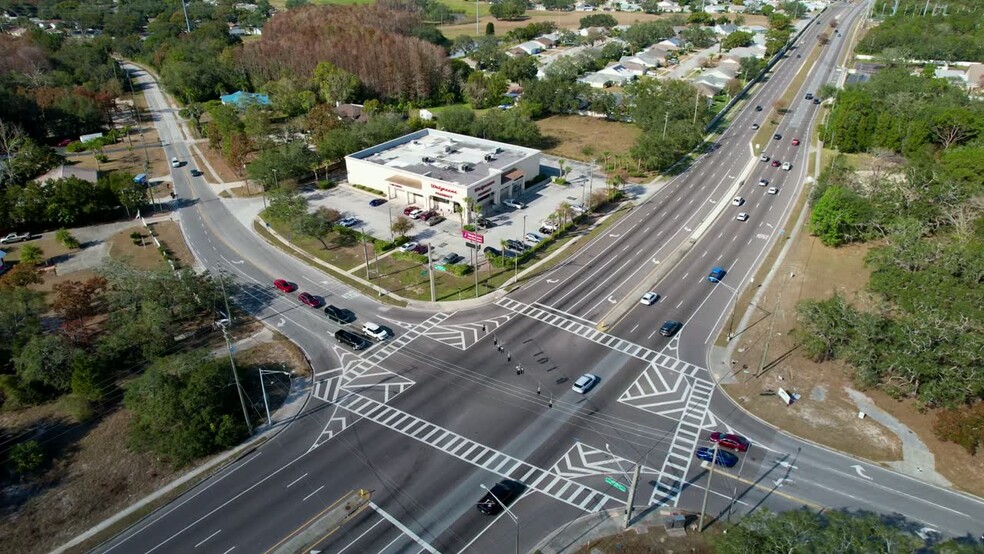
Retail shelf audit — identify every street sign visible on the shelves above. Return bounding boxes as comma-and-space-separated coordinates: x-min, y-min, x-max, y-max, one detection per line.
462, 230, 484, 244
604, 477, 627, 493
465, 241, 480, 250
434, 264, 446, 272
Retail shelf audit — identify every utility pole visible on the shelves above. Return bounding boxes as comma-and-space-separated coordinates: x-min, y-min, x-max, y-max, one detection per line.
698, 442, 719, 532
427, 243, 436, 302
361, 226, 371, 280
258, 369, 290, 426
181, 0, 192, 33
218, 274, 252, 435
624, 464, 641, 528
662, 111, 669, 139
473, 248, 480, 298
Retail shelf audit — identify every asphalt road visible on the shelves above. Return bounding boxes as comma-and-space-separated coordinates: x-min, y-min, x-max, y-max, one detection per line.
95, 4, 984, 553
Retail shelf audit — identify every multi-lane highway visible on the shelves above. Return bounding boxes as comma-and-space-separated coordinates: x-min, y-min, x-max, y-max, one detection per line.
93, 3, 984, 552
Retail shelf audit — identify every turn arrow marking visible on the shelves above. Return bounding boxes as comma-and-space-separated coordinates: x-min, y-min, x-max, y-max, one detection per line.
276, 317, 286, 328
851, 465, 873, 480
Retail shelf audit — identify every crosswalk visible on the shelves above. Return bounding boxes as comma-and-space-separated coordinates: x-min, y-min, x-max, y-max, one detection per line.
333, 392, 623, 513
550, 442, 658, 480
495, 297, 705, 378
648, 378, 716, 506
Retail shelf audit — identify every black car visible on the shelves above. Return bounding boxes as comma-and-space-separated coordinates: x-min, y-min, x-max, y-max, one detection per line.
369, 198, 387, 207
659, 320, 683, 337
538, 226, 555, 235
813, 98, 821, 104
476, 480, 522, 515
324, 304, 354, 324
476, 217, 494, 229
335, 329, 370, 350
505, 239, 529, 253
805, 93, 814, 100
773, 133, 782, 140
754, 105, 763, 112
483, 246, 502, 257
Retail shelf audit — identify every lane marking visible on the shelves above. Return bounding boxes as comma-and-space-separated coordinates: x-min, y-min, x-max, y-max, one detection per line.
370, 502, 440, 554
195, 530, 221, 548
337, 519, 386, 554
303, 485, 325, 501
286, 473, 308, 489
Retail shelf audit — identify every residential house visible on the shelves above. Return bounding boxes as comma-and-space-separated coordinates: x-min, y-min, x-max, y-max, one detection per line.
516, 40, 544, 55
579, 63, 635, 88
657, 0, 684, 12
693, 81, 722, 97
934, 65, 969, 86
657, 37, 683, 50
618, 56, 649, 76
636, 46, 671, 68
579, 26, 608, 37
967, 63, 984, 94
713, 23, 739, 36
575, 2, 595, 10
535, 35, 556, 49
739, 24, 768, 34
219, 90, 271, 109
723, 45, 767, 60
703, 4, 726, 13
336, 103, 368, 123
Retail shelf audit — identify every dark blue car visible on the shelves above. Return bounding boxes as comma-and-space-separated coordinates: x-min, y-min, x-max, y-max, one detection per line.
708, 267, 727, 283
369, 198, 387, 207
695, 446, 738, 467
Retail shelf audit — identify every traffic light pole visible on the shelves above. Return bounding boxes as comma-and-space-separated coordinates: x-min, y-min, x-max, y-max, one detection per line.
698, 442, 720, 532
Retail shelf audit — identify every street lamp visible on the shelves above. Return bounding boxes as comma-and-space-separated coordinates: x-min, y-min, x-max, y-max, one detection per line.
258, 369, 291, 426
480, 484, 519, 554
522, 214, 527, 239
271, 168, 278, 189
242, 164, 250, 195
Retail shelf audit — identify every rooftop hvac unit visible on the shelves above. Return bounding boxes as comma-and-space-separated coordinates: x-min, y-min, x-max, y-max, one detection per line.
422, 156, 434, 163
484, 153, 496, 161
457, 162, 473, 172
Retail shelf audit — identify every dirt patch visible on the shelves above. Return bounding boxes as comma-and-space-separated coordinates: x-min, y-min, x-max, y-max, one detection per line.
537, 115, 640, 160
236, 332, 312, 378
722, 227, 904, 462
572, 516, 716, 554
149, 220, 196, 269
191, 144, 241, 184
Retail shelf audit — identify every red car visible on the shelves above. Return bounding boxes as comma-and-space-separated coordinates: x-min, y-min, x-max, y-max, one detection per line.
403, 206, 419, 216
273, 279, 296, 292
298, 292, 319, 307
56, 138, 73, 147
791, 138, 801, 146
709, 432, 750, 452
771, 160, 781, 167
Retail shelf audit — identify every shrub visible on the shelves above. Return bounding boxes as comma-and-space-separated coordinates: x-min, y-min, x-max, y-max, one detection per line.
66, 141, 86, 153
392, 251, 427, 263
934, 402, 984, 456
352, 184, 385, 196
448, 263, 473, 276
61, 395, 96, 422
463, 224, 477, 232
55, 229, 81, 249
8, 439, 46, 476
553, 177, 568, 185
373, 239, 399, 253
316, 179, 337, 190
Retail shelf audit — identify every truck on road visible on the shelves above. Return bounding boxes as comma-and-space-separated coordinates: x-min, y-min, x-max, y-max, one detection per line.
0, 232, 33, 245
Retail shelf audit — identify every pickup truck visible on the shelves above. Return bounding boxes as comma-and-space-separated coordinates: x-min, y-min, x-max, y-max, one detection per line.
0, 232, 32, 245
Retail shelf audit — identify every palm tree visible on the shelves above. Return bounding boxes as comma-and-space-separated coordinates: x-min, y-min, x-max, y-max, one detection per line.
555, 201, 573, 230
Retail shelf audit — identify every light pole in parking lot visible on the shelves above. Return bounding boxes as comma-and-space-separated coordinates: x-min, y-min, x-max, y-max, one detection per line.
522, 215, 527, 238
479, 484, 520, 554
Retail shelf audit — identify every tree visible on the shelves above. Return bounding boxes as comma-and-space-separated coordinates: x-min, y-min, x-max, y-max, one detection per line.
19, 244, 44, 266
721, 30, 754, 50
0, 264, 43, 288
247, 142, 316, 190
391, 216, 414, 238
485, 22, 495, 36
14, 333, 78, 393
8, 440, 46, 476
817, 31, 830, 45
471, 109, 543, 147
53, 276, 108, 328
311, 61, 361, 105
438, 105, 477, 134
264, 188, 308, 224
809, 185, 874, 246
470, 36, 507, 71
499, 55, 539, 83
724, 78, 742, 98
464, 71, 508, 110
55, 229, 81, 249
714, 509, 921, 554
773, 98, 788, 114
579, 14, 618, 29
687, 11, 714, 26
680, 25, 716, 49
292, 210, 334, 250
104, 172, 147, 219
489, 0, 526, 20
622, 21, 675, 51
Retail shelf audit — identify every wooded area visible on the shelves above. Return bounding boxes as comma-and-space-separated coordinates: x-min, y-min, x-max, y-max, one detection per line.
858, 0, 984, 62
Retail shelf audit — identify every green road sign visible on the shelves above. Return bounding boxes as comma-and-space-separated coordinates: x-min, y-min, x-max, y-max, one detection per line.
434, 265, 446, 272
605, 477, 627, 492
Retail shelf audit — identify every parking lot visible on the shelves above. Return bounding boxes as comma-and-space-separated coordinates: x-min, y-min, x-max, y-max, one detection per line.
303, 158, 604, 262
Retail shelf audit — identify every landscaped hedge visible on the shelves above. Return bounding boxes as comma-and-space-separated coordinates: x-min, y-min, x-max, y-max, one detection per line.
447, 263, 473, 276
392, 251, 428, 264
351, 184, 385, 196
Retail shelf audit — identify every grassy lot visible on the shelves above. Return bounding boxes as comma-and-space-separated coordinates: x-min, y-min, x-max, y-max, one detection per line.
536, 115, 640, 161
263, 219, 365, 271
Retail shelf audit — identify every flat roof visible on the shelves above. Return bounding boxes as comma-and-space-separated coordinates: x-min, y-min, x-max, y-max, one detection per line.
349, 129, 539, 187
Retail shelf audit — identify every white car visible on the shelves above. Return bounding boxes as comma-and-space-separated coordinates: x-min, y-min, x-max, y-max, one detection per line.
503, 199, 526, 209
759, 154, 770, 162
767, 187, 779, 195
170, 157, 180, 168
571, 204, 587, 214
758, 179, 769, 187
362, 322, 388, 341
524, 232, 542, 244
540, 221, 558, 232
409, 209, 424, 219
732, 196, 744, 206
736, 212, 749, 221
781, 162, 792, 171
640, 292, 660, 305
572, 373, 600, 394
399, 241, 419, 252
338, 217, 359, 227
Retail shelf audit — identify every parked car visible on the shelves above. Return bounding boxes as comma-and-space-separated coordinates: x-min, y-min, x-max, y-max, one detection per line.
426, 215, 445, 226
273, 279, 296, 293
695, 446, 739, 467
736, 212, 749, 221
771, 160, 781, 167
362, 322, 388, 341
640, 292, 660, 306
732, 196, 744, 206
767, 187, 779, 195
335, 329, 370, 350
483, 246, 502, 257
403, 206, 419, 216
791, 138, 800, 146
502, 198, 526, 209
709, 432, 750, 452
758, 178, 769, 187
708, 267, 727, 283
540, 221, 558, 232
0, 232, 32, 245
441, 252, 462, 264
476, 480, 522, 515
324, 304, 354, 324
338, 217, 359, 227
659, 320, 682, 337
399, 242, 420, 253
409, 209, 424, 219
759, 154, 770, 162
773, 133, 782, 140
298, 292, 319, 307
524, 232, 542, 244
420, 210, 438, 221
781, 162, 792, 171
476, 217, 494, 229
505, 239, 529, 253
369, 198, 387, 207
539, 226, 554, 235
570, 204, 588, 214
751, 123, 760, 130
572, 374, 600, 394
56, 138, 73, 147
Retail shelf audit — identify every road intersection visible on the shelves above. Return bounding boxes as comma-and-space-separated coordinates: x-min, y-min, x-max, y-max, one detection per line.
93, 3, 984, 552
